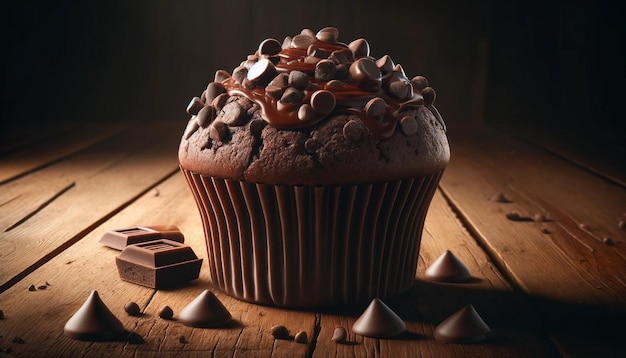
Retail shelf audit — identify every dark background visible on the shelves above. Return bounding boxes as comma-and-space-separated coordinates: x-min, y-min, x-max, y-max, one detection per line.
2, 0, 624, 140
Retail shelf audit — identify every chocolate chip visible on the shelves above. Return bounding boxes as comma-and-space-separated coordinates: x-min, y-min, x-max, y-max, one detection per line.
315, 60, 337, 82
326, 80, 347, 88
335, 64, 350, 80
289, 70, 310, 89
271, 325, 290, 340
249, 118, 266, 136
280, 87, 304, 104
206, 82, 226, 103
28, 284, 36, 291
603, 237, 614, 245
329, 48, 354, 65
421, 86, 436, 105
37, 285, 47, 290
506, 212, 530, 221
232, 66, 248, 84
307, 44, 329, 59
316, 26, 339, 43
222, 103, 249, 126
282, 36, 292, 49
389, 81, 412, 99
265, 84, 285, 100
376, 55, 395, 74
298, 104, 315, 121
489, 193, 511, 203
179, 335, 188, 344
400, 115, 418, 135
258, 38, 282, 56
271, 73, 289, 87
158, 306, 174, 320
209, 121, 230, 142
310, 90, 336, 114
247, 59, 277, 87
214, 70, 231, 83
349, 58, 381, 90
343, 119, 365, 142
541, 228, 552, 234
212, 93, 230, 112
294, 331, 308, 344
411, 75, 429, 90
365, 97, 387, 120
186, 97, 204, 115
196, 105, 216, 128
291, 34, 315, 49
124, 302, 141, 316
331, 327, 347, 343
304, 55, 321, 64
349, 38, 370, 58
304, 138, 321, 152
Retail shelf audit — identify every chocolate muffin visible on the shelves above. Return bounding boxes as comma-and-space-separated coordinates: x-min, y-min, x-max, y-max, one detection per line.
179, 27, 449, 307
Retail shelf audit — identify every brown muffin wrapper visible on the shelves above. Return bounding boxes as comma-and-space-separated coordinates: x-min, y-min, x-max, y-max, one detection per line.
181, 167, 443, 307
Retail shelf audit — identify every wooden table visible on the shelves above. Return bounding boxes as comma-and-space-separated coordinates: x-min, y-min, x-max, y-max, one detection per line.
1, 120, 624, 357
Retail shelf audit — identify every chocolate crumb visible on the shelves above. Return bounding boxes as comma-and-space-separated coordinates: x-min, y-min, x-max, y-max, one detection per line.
532, 213, 547, 222
179, 335, 188, 344
489, 193, 511, 203
153, 188, 160, 197
124, 302, 141, 316
331, 327, 347, 343
45, 281, 51, 285
603, 237, 614, 245
28, 284, 36, 291
271, 325, 290, 340
505, 212, 530, 221
158, 306, 174, 320
37, 285, 47, 290
294, 331, 308, 344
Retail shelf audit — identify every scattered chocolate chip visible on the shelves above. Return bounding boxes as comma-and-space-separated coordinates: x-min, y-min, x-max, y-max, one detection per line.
411, 75, 429, 90
186, 97, 204, 115
425, 250, 472, 283
298, 104, 316, 122
209, 121, 230, 142
158, 306, 174, 320
310, 90, 336, 115
288, 70, 310, 89
291, 33, 315, 49
294, 331, 308, 344
153, 188, 160, 197
399, 115, 418, 136
179, 335, 188, 344
489, 193, 511, 203
365, 97, 387, 120
178, 290, 232, 328
331, 327, 347, 343
124, 302, 141, 316
352, 298, 406, 338
506, 212, 531, 221
603, 237, 614, 245
421, 86, 436, 105
349, 38, 370, 58
45, 281, 51, 286
579, 223, 590, 231
11, 336, 25, 344
64, 291, 125, 341
350, 58, 382, 90
37, 285, 47, 290
315, 60, 336, 82
258, 38, 282, 56
343, 119, 365, 142
196, 105, 216, 128
376, 55, 395, 74
214, 69, 231, 83
271, 325, 290, 340
316, 26, 339, 43
28, 284, 36, 291
280, 87, 304, 104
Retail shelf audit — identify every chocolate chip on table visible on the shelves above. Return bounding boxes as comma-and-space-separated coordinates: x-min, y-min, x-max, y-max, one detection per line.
28, 284, 36, 291
349, 38, 370, 58
158, 306, 174, 320
271, 325, 290, 340
12, 336, 25, 344
489, 193, 511, 203
124, 302, 141, 316
280, 87, 304, 104
294, 331, 308, 344
310, 90, 336, 115
331, 327, 347, 343
179, 335, 188, 344
186, 97, 204, 115
389, 81, 412, 99
603, 237, 614, 245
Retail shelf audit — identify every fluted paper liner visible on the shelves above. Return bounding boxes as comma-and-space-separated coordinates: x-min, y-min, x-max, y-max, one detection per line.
182, 167, 443, 307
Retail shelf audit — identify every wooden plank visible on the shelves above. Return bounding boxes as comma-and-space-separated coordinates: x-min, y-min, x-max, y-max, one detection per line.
0, 121, 181, 293
0, 121, 130, 184
0, 171, 553, 357
440, 125, 626, 357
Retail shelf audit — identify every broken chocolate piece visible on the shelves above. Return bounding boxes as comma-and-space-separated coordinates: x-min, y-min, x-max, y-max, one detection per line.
64, 291, 124, 341
99, 225, 184, 250
271, 325, 290, 339
434, 305, 491, 343
178, 290, 232, 328
115, 239, 202, 289
158, 306, 174, 320
294, 331, 308, 343
124, 302, 141, 316
424, 250, 472, 283
352, 298, 406, 338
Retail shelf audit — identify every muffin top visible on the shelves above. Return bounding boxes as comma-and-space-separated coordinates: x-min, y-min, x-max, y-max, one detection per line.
179, 27, 449, 185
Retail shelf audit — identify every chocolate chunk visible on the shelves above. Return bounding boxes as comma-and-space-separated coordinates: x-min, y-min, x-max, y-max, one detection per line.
399, 115, 418, 135
352, 298, 406, 338
288, 70, 310, 89
281, 36, 292, 49
265, 84, 285, 100
158, 306, 174, 320
116, 239, 203, 289
329, 48, 354, 65
315, 60, 337, 82
307, 44, 329, 59
389, 80, 412, 99
434, 305, 491, 344
186, 97, 204, 115
316, 26, 339, 43
411, 76, 429, 90
334, 64, 350, 80
209, 121, 230, 142
212, 93, 230, 112
331, 327, 347, 343
421, 86, 436, 105
349, 38, 370, 58
506, 212, 530, 221
247, 59, 278, 87
271, 72, 289, 87
343, 119, 365, 142
298, 104, 316, 121
349, 58, 381, 90
280, 87, 304, 104
271, 325, 290, 339
365, 97, 387, 120
178, 290, 232, 328
291, 33, 315, 49
221, 103, 248, 126
64, 291, 125, 341
258, 38, 282, 56
424, 250, 472, 282
310, 90, 336, 114
376, 55, 395, 74
99, 226, 184, 250
196, 105, 216, 128
300, 28, 315, 37
294, 331, 308, 343
232, 66, 248, 84
214, 69, 231, 83
124, 302, 141, 316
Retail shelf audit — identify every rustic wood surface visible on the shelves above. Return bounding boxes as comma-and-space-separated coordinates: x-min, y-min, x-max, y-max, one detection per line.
0, 121, 624, 357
